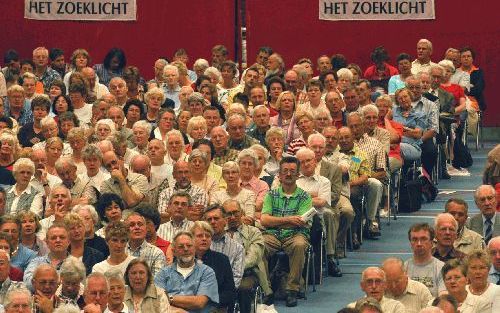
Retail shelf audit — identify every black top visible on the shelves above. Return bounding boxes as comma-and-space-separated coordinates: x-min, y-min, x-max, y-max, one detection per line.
17, 122, 44, 148
86, 235, 110, 258
200, 249, 236, 309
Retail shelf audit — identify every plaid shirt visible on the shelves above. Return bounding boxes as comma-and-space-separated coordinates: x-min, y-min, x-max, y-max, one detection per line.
213, 148, 239, 166
211, 233, 245, 287
228, 135, 259, 151
38, 66, 61, 93
127, 240, 166, 277
157, 218, 194, 242
262, 186, 312, 240
356, 134, 387, 175
93, 64, 123, 87
157, 183, 209, 214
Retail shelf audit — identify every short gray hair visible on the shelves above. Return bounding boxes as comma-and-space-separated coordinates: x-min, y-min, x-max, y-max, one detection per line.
188, 92, 206, 105
166, 129, 185, 148
189, 149, 208, 165
55, 156, 77, 173
4, 287, 33, 310
84, 272, 109, 292
191, 221, 214, 236
193, 58, 209, 70
361, 266, 386, 282
417, 38, 433, 52
13, 158, 35, 175
296, 147, 315, 159
82, 144, 103, 162
337, 68, 353, 80
434, 213, 458, 230
40, 116, 57, 129
265, 127, 285, 146
252, 105, 270, 117
104, 269, 126, 286
361, 104, 379, 118
474, 184, 495, 201
133, 120, 153, 134
72, 204, 99, 225
250, 144, 270, 161
238, 149, 259, 167
60, 256, 86, 282
313, 107, 332, 121
204, 67, 222, 82
163, 64, 179, 77
95, 118, 116, 133
307, 133, 326, 147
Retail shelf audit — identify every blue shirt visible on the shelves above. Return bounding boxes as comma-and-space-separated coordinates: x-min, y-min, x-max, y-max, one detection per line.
392, 105, 429, 148
24, 255, 66, 291
162, 85, 181, 109
154, 261, 219, 313
10, 244, 37, 272
3, 98, 33, 126
388, 75, 406, 95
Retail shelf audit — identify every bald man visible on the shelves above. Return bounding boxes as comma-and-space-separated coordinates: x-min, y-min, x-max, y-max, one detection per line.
81, 67, 109, 100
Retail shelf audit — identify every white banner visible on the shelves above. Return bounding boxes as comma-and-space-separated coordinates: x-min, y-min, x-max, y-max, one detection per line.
319, 0, 435, 21
24, 0, 137, 21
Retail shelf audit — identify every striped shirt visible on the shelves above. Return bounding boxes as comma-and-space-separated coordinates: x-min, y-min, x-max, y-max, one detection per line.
211, 233, 245, 288
356, 134, 386, 174
157, 183, 209, 214
126, 240, 166, 277
157, 219, 195, 242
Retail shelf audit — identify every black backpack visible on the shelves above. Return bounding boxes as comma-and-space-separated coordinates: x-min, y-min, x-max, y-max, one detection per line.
452, 137, 473, 169
398, 167, 422, 213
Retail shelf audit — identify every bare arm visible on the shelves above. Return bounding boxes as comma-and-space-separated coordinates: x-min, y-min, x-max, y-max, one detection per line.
170, 295, 209, 311
261, 214, 306, 228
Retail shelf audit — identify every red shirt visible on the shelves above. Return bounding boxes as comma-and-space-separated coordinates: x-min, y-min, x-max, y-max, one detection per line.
10, 266, 24, 281
440, 84, 465, 107
364, 62, 399, 80
155, 236, 171, 256
378, 119, 403, 161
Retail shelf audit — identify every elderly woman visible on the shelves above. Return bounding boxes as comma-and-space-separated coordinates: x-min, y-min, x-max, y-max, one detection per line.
465, 249, 499, 306
270, 91, 301, 147
124, 258, 171, 313
287, 111, 318, 155
0, 132, 19, 176
20, 72, 39, 100
144, 87, 164, 125
204, 67, 222, 87
189, 149, 219, 199
95, 193, 126, 238
186, 116, 208, 153
132, 120, 152, 154
192, 139, 226, 190
193, 58, 209, 78
165, 129, 188, 166
238, 149, 269, 214
314, 107, 332, 133
187, 92, 207, 117
300, 79, 327, 116
191, 221, 235, 312
442, 259, 491, 313
67, 127, 87, 175
392, 88, 428, 163
211, 161, 256, 224
249, 143, 273, 184
92, 221, 135, 275
33, 116, 69, 152
57, 256, 87, 307
124, 99, 145, 129
6, 84, 30, 129
264, 126, 286, 176
439, 60, 467, 115
45, 136, 65, 175
64, 213, 105, 274
18, 210, 49, 256
5, 158, 43, 216
152, 108, 175, 144
73, 204, 109, 257
64, 49, 92, 89
94, 118, 115, 141
336, 68, 353, 93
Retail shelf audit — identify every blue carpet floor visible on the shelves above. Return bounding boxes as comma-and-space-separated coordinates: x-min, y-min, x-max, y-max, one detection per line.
274, 143, 494, 312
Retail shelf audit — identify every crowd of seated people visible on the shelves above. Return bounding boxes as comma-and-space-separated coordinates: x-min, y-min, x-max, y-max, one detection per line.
0, 39, 494, 312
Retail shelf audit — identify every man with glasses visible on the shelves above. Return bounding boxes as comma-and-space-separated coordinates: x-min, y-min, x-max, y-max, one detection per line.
3, 286, 33, 313
487, 236, 500, 284
347, 267, 405, 313
82, 272, 109, 313
261, 156, 311, 307
432, 213, 467, 263
31, 264, 61, 312
157, 192, 195, 241
227, 114, 259, 151
405, 223, 446, 297
468, 185, 499, 244
101, 150, 148, 209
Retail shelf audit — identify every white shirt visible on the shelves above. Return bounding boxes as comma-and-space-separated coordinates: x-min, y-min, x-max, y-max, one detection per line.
30, 173, 62, 195
79, 169, 111, 192
7, 185, 43, 216
151, 164, 172, 187
296, 173, 331, 211
73, 103, 93, 125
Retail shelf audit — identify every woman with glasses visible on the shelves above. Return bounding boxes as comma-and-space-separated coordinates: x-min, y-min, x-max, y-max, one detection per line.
465, 250, 499, 307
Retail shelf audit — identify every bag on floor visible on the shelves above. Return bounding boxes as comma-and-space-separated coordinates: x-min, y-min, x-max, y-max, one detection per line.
452, 137, 473, 169
398, 178, 422, 213
419, 168, 438, 203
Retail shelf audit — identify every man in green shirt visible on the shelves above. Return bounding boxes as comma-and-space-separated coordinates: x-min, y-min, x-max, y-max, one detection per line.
261, 156, 312, 307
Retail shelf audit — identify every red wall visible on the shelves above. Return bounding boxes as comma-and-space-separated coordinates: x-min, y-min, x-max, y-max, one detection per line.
246, 0, 500, 127
0, 1, 236, 78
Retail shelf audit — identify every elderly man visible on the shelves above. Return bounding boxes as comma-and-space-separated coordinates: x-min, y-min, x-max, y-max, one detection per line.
3, 287, 33, 313
347, 113, 385, 238
79, 144, 111, 193
223, 199, 273, 308
211, 126, 239, 166
248, 105, 271, 147
488, 236, 500, 284
125, 212, 166, 276
32, 47, 61, 93
405, 75, 439, 176
24, 223, 70, 290
157, 192, 195, 240
411, 39, 437, 75
405, 223, 445, 297
147, 139, 173, 184
344, 87, 361, 114
204, 205, 244, 288
83, 272, 109, 313
347, 267, 405, 313
444, 198, 485, 254
5, 85, 32, 126
134, 202, 171, 256
101, 150, 148, 209
107, 105, 133, 145
81, 67, 109, 100
227, 114, 259, 151
39, 185, 72, 237
432, 213, 466, 263
55, 157, 97, 206
130, 154, 167, 209
30, 148, 62, 196
154, 231, 218, 313
103, 271, 126, 313
108, 77, 128, 107
381, 257, 433, 313
468, 185, 499, 244
31, 264, 60, 313
157, 161, 209, 221
295, 147, 342, 276
0, 249, 17, 304
162, 65, 181, 109
261, 157, 311, 307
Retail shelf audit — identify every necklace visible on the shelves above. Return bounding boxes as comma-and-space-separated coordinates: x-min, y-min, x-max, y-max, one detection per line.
469, 284, 488, 295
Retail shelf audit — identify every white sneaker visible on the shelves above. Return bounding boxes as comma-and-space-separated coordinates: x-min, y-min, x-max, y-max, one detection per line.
379, 210, 389, 218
